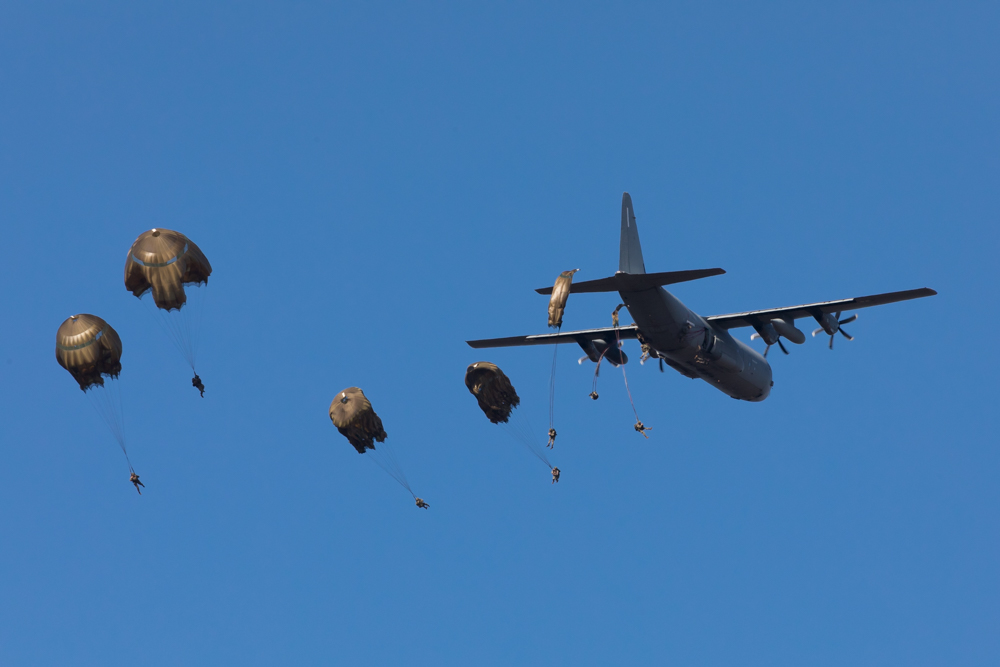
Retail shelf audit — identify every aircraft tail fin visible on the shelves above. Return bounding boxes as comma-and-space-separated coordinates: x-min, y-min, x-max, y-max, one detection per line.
619, 192, 646, 275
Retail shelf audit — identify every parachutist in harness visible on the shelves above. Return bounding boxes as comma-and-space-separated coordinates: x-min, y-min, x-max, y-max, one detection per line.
634, 330, 652, 364
612, 303, 625, 329
130, 471, 144, 495
547, 428, 557, 448
640, 345, 652, 364
589, 391, 599, 400
634, 421, 652, 438
551, 467, 560, 484
192, 374, 205, 397
415, 497, 429, 509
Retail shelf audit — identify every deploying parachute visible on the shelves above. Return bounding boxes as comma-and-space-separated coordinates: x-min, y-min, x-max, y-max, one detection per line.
464, 362, 520, 424
330, 387, 423, 505
464, 362, 556, 477
56, 314, 137, 476
547, 269, 579, 329
124, 228, 212, 394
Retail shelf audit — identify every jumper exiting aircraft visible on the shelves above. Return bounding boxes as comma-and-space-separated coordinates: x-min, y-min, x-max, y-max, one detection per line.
467, 193, 936, 402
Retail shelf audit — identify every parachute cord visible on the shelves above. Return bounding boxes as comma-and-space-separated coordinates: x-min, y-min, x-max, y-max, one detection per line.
614, 317, 650, 439
548, 334, 559, 430
590, 346, 610, 399
366, 438, 415, 497
501, 409, 553, 469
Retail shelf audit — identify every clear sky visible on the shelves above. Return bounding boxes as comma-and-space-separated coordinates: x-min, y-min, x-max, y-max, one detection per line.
1, 2, 997, 665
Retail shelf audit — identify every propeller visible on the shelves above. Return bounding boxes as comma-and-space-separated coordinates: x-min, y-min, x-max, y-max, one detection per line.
750, 332, 789, 357
812, 312, 858, 349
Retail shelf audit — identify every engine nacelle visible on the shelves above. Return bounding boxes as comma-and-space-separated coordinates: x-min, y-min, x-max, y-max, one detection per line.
771, 318, 805, 344
575, 337, 628, 366
813, 312, 840, 336
751, 321, 780, 346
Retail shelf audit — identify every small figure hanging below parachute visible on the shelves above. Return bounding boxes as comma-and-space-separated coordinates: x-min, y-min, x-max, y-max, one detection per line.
130, 471, 145, 495
56, 314, 141, 493
465, 362, 559, 482
124, 228, 212, 395
329, 387, 425, 507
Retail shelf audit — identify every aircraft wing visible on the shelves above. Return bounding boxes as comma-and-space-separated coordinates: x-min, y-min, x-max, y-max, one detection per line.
467, 325, 640, 348
705, 287, 937, 329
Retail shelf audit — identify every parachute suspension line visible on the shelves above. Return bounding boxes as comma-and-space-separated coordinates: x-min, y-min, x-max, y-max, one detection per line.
614, 313, 651, 439
367, 439, 414, 496
548, 337, 558, 428
547, 329, 560, 450
143, 297, 191, 368
139, 281, 206, 372
500, 409, 553, 469
187, 284, 209, 371
85, 378, 129, 458
590, 346, 610, 400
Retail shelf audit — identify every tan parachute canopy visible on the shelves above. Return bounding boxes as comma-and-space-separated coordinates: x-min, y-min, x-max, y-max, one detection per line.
547, 269, 579, 329
329, 387, 388, 454
124, 228, 212, 311
55, 314, 123, 391
465, 362, 520, 424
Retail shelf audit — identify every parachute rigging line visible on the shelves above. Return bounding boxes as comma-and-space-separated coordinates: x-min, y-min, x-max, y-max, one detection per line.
500, 407, 553, 469
84, 376, 133, 464
548, 330, 560, 422
141, 285, 206, 371
614, 314, 651, 439
366, 439, 415, 497
589, 345, 610, 400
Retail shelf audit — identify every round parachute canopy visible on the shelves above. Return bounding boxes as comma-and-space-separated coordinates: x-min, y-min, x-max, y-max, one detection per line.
124, 228, 212, 311
547, 269, 579, 329
465, 362, 520, 424
330, 387, 388, 454
55, 314, 123, 391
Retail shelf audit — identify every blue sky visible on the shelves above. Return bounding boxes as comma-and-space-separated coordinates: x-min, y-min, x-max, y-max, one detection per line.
1, 2, 997, 665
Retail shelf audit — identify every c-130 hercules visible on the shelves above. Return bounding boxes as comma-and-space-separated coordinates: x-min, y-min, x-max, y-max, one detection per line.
467, 193, 936, 402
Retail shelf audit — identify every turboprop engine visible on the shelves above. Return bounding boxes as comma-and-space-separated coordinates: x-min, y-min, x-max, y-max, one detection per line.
811, 311, 858, 349
750, 318, 805, 357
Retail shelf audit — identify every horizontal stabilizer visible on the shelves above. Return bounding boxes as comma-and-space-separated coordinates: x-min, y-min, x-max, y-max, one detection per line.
467, 325, 639, 349
535, 268, 725, 295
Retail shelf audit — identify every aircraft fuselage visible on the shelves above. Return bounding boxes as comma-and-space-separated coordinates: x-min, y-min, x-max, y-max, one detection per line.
622, 285, 772, 401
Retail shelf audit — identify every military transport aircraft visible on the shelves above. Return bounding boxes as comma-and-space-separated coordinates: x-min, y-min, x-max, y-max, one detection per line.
467, 193, 936, 402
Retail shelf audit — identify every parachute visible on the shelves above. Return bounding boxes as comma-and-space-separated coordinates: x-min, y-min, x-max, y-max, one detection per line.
56, 314, 122, 391
124, 228, 211, 309
55, 314, 133, 468
124, 228, 212, 387
464, 362, 520, 424
329, 387, 420, 501
329, 387, 388, 453
465, 362, 555, 474
547, 269, 579, 329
